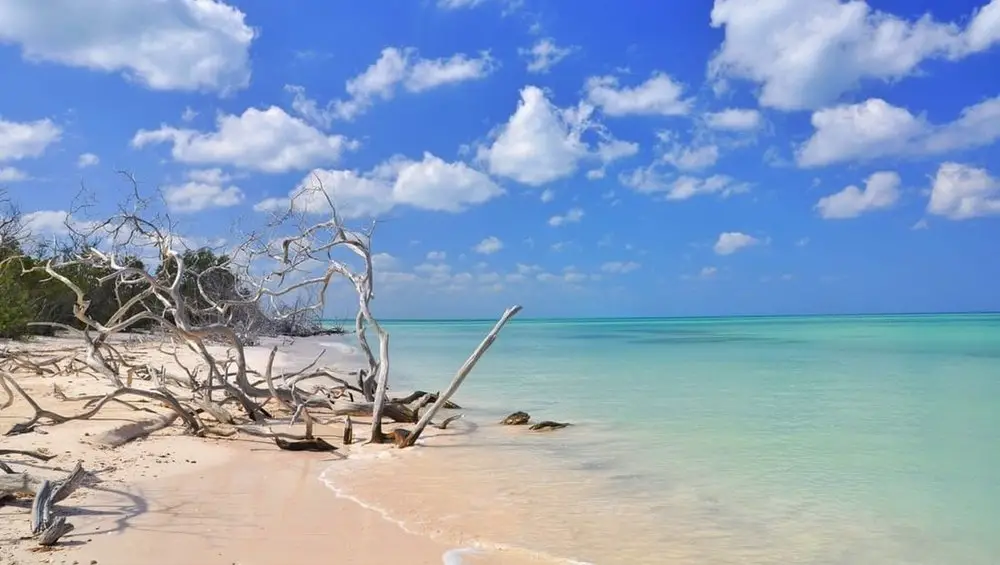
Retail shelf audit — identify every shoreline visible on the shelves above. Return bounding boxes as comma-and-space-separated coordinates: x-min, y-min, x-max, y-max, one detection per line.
0, 335, 581, 565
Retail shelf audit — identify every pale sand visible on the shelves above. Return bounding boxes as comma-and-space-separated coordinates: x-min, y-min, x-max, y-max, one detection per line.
0, 336, 561, 565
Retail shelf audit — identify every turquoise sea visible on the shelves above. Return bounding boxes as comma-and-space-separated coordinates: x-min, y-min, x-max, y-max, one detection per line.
330, 313, 1000, 563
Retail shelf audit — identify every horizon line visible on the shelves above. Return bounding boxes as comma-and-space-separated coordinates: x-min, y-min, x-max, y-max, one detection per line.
321, 310, 1000, 323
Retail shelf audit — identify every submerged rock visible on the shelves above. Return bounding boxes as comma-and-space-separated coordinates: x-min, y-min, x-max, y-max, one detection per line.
501, 411, 530, 425
529, 421, 571, 431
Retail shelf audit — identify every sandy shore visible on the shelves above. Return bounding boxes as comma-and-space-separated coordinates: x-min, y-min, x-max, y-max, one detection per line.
0, 335, 562, 565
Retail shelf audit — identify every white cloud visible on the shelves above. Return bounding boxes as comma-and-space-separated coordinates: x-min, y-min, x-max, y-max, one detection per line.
256, 152, 502, 219
601, 261, 640, 274
474, 236, 503, 255
426, 250, 447, 261
927, 162, 1000, 220
76, 152, 99, 168
391, 152, 504, 212
291, 47, 496, 123
815, 171, 901, 219
588, 137, 640, 179
520, 38, 576, 73
0, 0, 255, 94
163, 169, 244, 213
548, 207, 584, 226
621, 167, 749, 200
797, 96, 1000, 167
477, 86, 637, 186
477, 86, 591, 185
181, 107, 198, 122
585, 72, 692, 116
661, 142, 720, 172
132, 106, 357, 173
406, 51, 497, 92
0, 117, 61, 161
704, 108, 763, 131
699, 266, 718, 279
540, 188, 555, 202
22, 210, 70, 236
714, 231, 759, 255
708, 0, 1000, 111
912, 219, 929, 230
0, 167, 28, 182
371, 252, 399, 271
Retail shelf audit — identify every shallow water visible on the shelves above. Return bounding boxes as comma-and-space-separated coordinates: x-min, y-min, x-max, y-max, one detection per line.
319, 314, 1000, 564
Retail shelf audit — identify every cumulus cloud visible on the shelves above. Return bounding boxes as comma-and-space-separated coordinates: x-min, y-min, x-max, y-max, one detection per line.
76, 152, 99, 168
927, 162, 1000, 220
21, 210, 73, 236
714, 231, 759, 255
548, 207, 584, 227
477, 86, 636, 186
163, 169, 244, 213
520, 38, 577, 73
797, 96, 1000, 167
0, 0, 255, 93
621, 167, 749, 201
132, 106, 357, 173
704, 108, 763, 131
0, 167, 27, 182
474, 236, 503, 255
254, 152, 503, 219
0, 117, 61, 161
540, 189, 556, 203
708, 0, 1000, 111
287, 47, 496, 124
815, 171, 901, 219
584, 72, 692, 116
426, 250, 447, 261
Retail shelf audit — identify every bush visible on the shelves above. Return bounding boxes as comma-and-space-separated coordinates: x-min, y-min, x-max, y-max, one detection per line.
0, 259, 35, 339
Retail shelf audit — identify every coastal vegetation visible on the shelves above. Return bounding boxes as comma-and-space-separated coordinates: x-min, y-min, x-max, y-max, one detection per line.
0, 179, 521, 547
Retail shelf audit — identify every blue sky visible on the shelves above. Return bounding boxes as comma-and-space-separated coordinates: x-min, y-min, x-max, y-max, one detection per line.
1, 0, 999, 319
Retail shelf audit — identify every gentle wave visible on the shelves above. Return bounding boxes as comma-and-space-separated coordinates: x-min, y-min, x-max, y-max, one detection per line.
316, 447, 594, 565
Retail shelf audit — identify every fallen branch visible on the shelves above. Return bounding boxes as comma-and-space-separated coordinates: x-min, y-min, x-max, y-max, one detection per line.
86, 412, 180, 448
435, 413, 464, 430
393, 390, 462, 409
30, 462, 87, 546
400, 305, 522, 448
0, 449, 56, 462
273, 437, 337, 452
0, 372, 200, 435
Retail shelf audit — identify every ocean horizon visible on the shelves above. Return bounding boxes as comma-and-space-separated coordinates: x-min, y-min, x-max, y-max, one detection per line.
318, 311, 1000, 563
325, 310, 1000, 324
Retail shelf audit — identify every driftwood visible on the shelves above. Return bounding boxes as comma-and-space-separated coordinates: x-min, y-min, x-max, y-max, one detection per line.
0, 449, 56, 462
0, 461, 86, 545
328, 401, 416, 423
501, 411, 530, 425
343, 415, 353, 445
393, 390, 462, 409
400, 305, 522, 448
273, 437, 337, 452
435, 414, 464, 430
87, 412, 180, 448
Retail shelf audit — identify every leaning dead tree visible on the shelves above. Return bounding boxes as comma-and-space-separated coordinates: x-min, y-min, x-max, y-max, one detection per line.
0, 174, 523, 544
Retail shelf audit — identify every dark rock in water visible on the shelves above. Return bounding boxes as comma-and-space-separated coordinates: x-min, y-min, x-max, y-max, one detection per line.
501, 411, 530, 425
529, 421, 571, 431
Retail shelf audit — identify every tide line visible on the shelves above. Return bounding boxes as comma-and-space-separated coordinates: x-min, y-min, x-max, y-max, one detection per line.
317, 460, 594, 565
